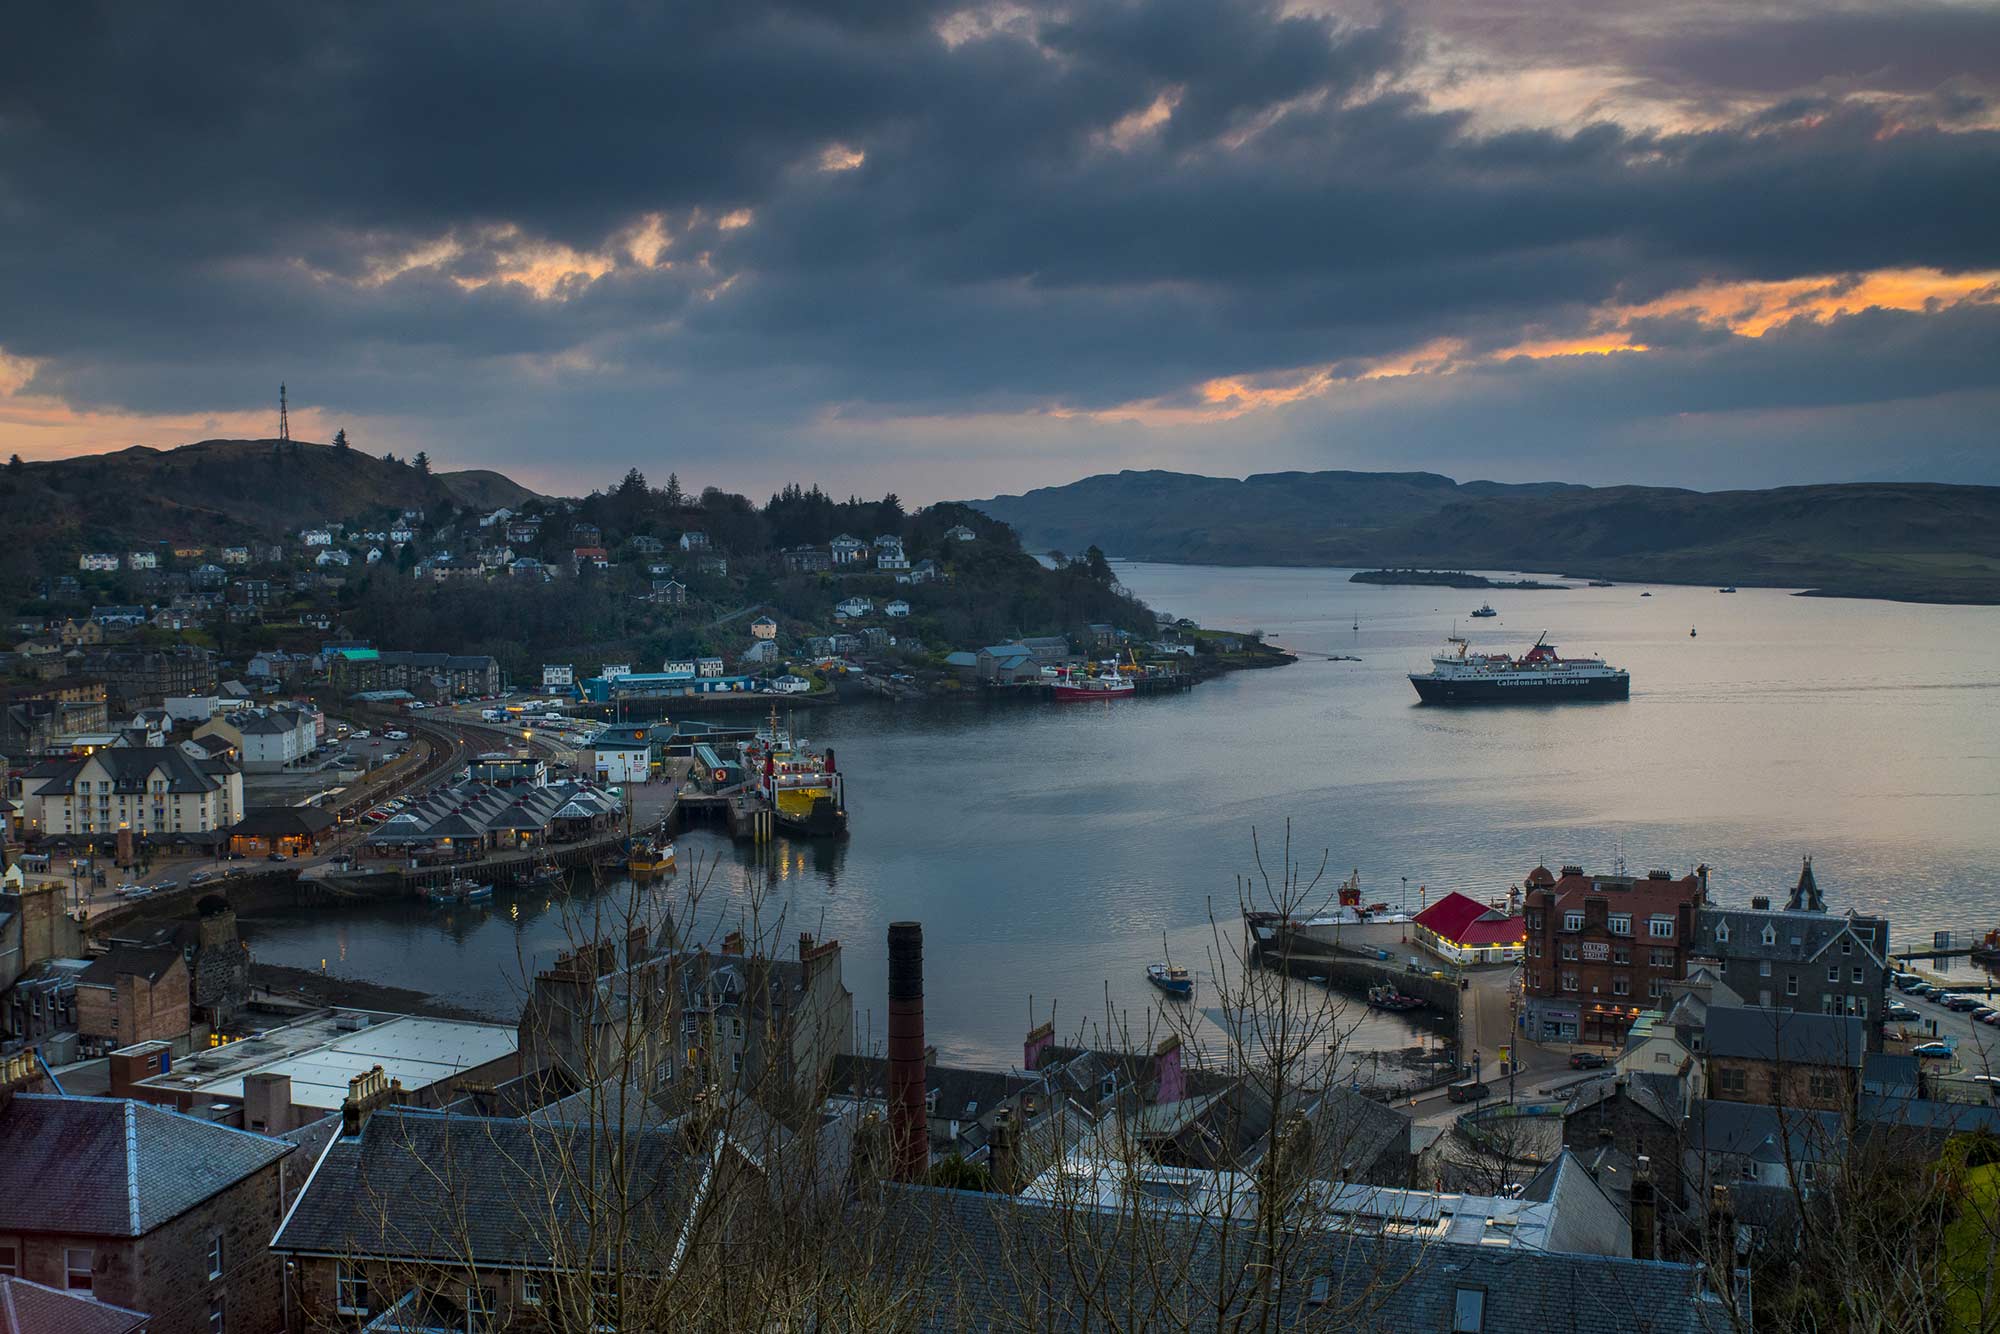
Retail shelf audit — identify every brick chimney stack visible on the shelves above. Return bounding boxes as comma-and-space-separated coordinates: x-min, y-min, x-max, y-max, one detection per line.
887, 921, 928, 1183
1631, 1154, 1658, 1259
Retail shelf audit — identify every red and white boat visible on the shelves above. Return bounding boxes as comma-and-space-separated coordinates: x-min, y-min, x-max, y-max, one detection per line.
1050, 665, 1136, 701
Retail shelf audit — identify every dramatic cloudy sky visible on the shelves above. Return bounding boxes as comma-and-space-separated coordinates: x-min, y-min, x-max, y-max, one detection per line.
2, 1, 1996, 498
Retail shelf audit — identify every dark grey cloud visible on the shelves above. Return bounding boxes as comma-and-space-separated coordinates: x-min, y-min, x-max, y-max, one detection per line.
0, 0, 1994, 495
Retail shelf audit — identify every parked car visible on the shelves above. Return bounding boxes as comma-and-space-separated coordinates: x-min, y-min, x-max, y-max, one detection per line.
1448, 1079, 1491, 1103
1945, 995, 1983, 1012
1980, 1011, 2000, 1026
116, 883, 149, 898
1568, 1052, 1608, 1070
1913, 1041, 1954, 1059
1886, 1002, 1919, 1021
351, 729, 372, 739
267, 851, 289, 862
385, 729, 409, 740
189, 871, 218, 887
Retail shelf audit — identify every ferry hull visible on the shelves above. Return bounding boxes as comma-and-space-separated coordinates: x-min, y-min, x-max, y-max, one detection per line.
1410, 674, 1629, 704
774, 795, 848, 838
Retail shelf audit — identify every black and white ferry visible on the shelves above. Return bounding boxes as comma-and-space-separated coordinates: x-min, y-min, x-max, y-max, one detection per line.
1409, 632, 1629, 704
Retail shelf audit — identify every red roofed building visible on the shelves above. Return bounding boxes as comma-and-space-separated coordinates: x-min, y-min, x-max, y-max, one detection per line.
1523, 863, 1709, 1046
1411, 891, 1527, 965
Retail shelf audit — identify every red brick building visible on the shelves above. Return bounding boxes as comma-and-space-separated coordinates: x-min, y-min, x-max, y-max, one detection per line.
1522, 863, 1709, 1045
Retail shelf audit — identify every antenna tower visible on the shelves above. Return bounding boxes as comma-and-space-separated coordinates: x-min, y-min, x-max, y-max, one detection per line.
278, 383, 291, 445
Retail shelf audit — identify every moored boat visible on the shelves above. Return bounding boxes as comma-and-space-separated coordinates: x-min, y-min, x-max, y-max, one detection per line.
627, 835, 676, 875
1147, 962, 1193, 997
1367, 984, 1425, 1012
745, 711, 848, 837
1469, 603, 1497, 618
1052, 665, 1137, 701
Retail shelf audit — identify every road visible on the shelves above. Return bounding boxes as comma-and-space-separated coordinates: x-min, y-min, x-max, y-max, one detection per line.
1895, 974, 2000, 1078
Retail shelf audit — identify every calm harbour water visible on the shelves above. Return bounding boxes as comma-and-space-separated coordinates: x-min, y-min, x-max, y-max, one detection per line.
241, 565, 2000, 1064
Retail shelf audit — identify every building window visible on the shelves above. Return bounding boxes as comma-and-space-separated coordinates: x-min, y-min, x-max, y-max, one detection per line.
336, 1262, 370, 1315
0, 1243, 15, 1277
1648, 979, 1665, 999
1529, 941, 1543, 959
209, 1295, 226, 1334
1609, 914, 1631, 936
1827, 965, 1838, 983
1612, 976, 1630, 996
1809, 1073, 1839, 1102
522, 1273, 544, 1306
1852, 967, 1864, 984
1648, 917, 1675, 939
1842, 939, 1853, 956
1612, 945, 1630, 964
731, 1052, 743, 1074
65, 1247, 93, 1291
1715, 922, 1729, 944
465, 1283, 495, 1331
1560, 943, 1579, 961
730, 1017, 743, 1039
1651, 949, 1675, 969
1787, 974, 1798, 996
1561, 972, 1579, 992
1718, 1067, 1748, 1095
1453, 1286, 1486, 1333
1562, 911, 1583, 933
1759, 960, 1772, 977
208, 1231, 224, 1280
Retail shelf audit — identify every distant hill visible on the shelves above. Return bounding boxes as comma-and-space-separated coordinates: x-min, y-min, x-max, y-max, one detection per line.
972, 470, 2000, 603
0, 438, 538, 557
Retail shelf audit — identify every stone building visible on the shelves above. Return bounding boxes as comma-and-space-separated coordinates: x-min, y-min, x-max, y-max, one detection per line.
75, 946, 189, 1056
1691, 858, 1890, 1050
1702, 1004, 1865, 1112
0, 1092, 294, 1334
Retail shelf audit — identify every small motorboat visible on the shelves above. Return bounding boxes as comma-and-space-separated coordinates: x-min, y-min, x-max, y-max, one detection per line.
1146, 963, 1193, 997
1366, 985, 1425, 1013
1469, 603, 1497, 618
461, 882, 494, 904
1640, 592, 1652, 597
1718, 587, 1737, 594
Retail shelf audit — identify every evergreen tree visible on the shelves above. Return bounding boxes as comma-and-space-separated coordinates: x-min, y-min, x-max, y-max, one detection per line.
332, 428, 349, 450
412, 451, 431, 475
664, 472, 684, 507
5, 454, 21, 474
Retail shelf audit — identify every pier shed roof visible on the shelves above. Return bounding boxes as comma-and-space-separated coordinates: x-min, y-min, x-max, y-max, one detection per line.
1414, 891, 1525, 947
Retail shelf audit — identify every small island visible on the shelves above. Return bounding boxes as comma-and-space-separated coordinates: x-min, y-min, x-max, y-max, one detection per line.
1350, 568, 1570, 591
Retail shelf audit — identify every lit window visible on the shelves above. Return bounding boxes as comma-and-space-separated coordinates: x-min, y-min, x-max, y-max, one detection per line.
1453, 1287, 1486, 1333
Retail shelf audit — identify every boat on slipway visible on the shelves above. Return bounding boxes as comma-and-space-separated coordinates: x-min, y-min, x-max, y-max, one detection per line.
1409, 632, 1629, 704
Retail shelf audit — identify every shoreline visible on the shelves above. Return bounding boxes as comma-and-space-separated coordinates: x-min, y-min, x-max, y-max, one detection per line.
250, 961, 502, 1024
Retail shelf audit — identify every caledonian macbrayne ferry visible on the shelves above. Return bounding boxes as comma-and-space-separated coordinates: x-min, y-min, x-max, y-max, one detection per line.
1409, 632, 1630, 704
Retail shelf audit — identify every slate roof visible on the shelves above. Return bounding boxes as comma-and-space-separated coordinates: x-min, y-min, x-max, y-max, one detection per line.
1693, 904, 1885, 967
30, 746, 221, 797
872, 1185, 1734, 1333
1704, 1005, 1864, 1068
78, 945, 182, 988
227, 806, 336, 838
272, 1108, 703, 1267
1688, 1100, 1844, 1164
0, 1276, 150, 1334
0, 1095, 292, 1237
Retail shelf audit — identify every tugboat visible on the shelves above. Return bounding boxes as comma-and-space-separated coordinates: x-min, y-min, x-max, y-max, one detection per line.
1409, 632, 1629, 704
1147, 963, 1193, 997
745, 709, 848, 837
1051, 664, 1136, 701
1366, 984, 1425, 1013
1469, 603, 1498, 618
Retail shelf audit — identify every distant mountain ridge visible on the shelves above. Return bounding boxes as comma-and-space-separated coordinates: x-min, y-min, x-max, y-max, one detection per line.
971, 469, 2000, 604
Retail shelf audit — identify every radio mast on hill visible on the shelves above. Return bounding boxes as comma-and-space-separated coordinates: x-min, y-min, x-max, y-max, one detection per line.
278, 383, 291, 446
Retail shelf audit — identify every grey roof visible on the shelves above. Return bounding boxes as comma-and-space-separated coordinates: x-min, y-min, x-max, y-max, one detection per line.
272, 1108, 702, 1267
1862, 1052, 1920, 1098
1860, 1092, 2000, 1138
1522, 1151, 1634, 1257
78, 945, 182, 988
872, 1184, 1734, 1333
30, 745, 220, 797
1693, 904, 1885, 968
0, 1276, 150, 1334
0, 1095, 291, 1237
1705, 1005, 1864, 1068
1688, 1100, 1844, 1165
